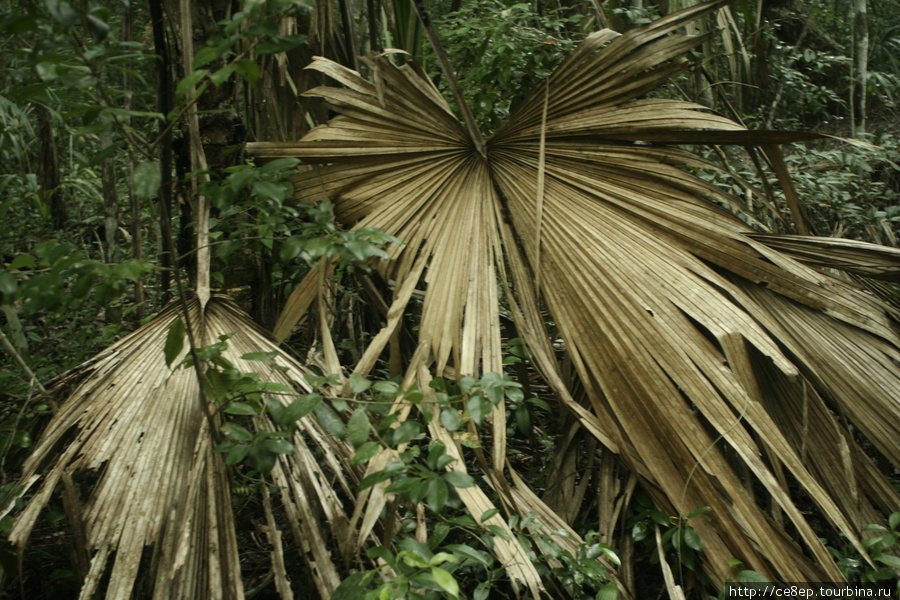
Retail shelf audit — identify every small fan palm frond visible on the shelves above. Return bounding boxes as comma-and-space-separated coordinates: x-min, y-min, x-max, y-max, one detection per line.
2, 296, 364, 599
248, 0, 900, 589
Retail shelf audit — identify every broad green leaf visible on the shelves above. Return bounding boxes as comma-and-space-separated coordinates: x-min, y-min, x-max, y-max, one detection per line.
193, 45, 221, 69
466, 395, 485, 426
280, 236, 304, 262
351, 441, 381, 465
348, 372, 372, 394
597, 581, 618, 600
347, 409, 370, 448
283, 394, 321, 422
390, 420, 421, 446
221, 422, 252, 442
112, 260, 147, 281
234, 59, 260, 86
12, 430, 31, 449
889, 512, 900, 531
442, 471, 475, 488
224, 402, 258, 416
133, 161, 162, 200
262, 438, 294, 455
45, 0, 78, 28
175, 69, 209, 98
247, 445, 276, 474
0, 271, 16, 301
736, 570, 771, 583
163, 318, 185, 368
210, 63, 237, 87
439, 408, 460, 431
876, 554, 900, 569
431, 567, 459, 598
225, 444, 249, 465
480, 508, 499, 523
9, 254, 34, 270
686, 506, 713, 520
86, 9, 109, 40
397, 538, 433, 561
683, 527, 703, 551
426, 478, 449, 513
444, 544, 493, 567
314, 402, 346, 438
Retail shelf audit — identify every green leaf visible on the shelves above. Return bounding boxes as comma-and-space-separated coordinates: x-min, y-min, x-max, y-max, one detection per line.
193, 46, 221, 69
351, 441, 381, 465
686, 505, 712, 520
431, 567, 459, 598
876, 554, 900, 569
280, 236, 304, 262
736, 570, 771, 583
241, 351, 280, 362
176, 69, 209, 98
0, 271, 16, 302
234, 59, 260, 86
134, 161, 162, 200
444, 544, 492, 567
467, 395, 485, 426
515, 404, 530, 434
442, 471, 475, 488
221, 422, 253, 442
426, 478, 449, 513
682, 527, 703, 552
349, 372, 372, 394
45, 0, 78, 28
247, 445, 276, 474
398, 538, 434, 561
474, 582, 490, 600
439, 408, 460, 431
225, 444, 249, 465
358, 460, 406, 491
210, 63, 237, 87
347, 409, 370, 448
889, 512, 900, 531
164, 318, 185, 368
283, 394, 321, 423
480, 508, 500, 523
314, 402, 346, 438
596, 581, 618, 600
650, 510, 670, 526
9, 254, 34, 270
391, 420, 421, 446
12, 430, 32, 449
112, 259, 147, 281
86, 9, 110, 40
224, 401, 258, 416
262, 438, 294, 455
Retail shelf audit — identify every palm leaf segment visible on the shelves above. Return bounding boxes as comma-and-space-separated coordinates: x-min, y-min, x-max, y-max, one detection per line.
250, 0, 900, 587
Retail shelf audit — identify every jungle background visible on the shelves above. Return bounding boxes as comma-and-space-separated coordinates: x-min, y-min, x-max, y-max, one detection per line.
1, 0, 899, 598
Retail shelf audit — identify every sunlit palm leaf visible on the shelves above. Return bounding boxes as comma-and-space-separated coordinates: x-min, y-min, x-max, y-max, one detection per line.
248, 0, 900, 588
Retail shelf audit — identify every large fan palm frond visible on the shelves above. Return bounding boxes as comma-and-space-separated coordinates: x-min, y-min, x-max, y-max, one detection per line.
248, 0, 900, 588
3, 295, 366, 599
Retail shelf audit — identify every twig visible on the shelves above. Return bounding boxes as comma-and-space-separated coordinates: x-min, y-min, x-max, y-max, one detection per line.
411, 0, 486, 157
0, 327, 48, 399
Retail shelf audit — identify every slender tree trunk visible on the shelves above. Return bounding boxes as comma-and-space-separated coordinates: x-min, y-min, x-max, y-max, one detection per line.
150, 0, 175, 300
36, 107, 66, 230
123, 0, 144, 319
100, 125, 123, 323
850, 0, 868, 137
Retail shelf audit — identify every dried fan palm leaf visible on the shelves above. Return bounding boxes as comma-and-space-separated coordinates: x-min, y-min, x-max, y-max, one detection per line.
2, 295, 365, 599
247, 0, 900, 591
